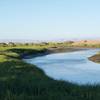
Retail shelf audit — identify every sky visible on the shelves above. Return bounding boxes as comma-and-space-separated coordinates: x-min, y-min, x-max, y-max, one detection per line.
0, 0, 100, 41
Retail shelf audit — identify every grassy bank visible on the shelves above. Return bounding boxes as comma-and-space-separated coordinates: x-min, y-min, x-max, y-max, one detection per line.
0, 45, 100, 100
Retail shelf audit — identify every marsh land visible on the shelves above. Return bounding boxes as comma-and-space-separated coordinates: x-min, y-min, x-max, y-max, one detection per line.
0, 41, 100, 100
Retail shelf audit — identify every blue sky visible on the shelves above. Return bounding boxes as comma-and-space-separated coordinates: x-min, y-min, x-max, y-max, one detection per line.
0, 0, 100, 41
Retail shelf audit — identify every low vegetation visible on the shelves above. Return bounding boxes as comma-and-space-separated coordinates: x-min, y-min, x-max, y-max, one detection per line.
0, 42, 100, 100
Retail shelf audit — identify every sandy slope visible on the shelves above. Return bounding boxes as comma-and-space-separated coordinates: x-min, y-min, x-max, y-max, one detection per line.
72, 40, 100, 46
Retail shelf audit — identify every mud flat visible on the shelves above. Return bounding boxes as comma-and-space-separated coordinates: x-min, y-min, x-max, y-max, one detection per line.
89, 54, 100, 63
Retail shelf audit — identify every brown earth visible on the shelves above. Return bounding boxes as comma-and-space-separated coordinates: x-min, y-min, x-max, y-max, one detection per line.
72, 40, 100, 46
89, 54, 100, 63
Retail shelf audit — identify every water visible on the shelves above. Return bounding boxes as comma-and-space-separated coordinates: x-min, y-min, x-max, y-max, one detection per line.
25, 49, 100, 85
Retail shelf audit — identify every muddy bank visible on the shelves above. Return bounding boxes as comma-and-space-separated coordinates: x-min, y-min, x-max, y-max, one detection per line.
89, 54, 100, 63
48, 47, 87, 53
22, 47, 87, 59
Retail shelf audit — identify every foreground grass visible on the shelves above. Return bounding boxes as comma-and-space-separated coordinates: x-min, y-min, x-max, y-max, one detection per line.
0, 46, 100, 100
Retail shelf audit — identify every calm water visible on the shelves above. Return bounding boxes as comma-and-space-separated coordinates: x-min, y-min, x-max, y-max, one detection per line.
25, 49, 100, 85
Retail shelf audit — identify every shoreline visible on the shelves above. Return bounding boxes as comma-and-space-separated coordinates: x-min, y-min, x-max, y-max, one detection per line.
22, 47, 100, 63
88, 54, 100, 63
22, 47, 90, 59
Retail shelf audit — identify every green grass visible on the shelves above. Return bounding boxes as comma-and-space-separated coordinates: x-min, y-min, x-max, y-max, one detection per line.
0, 44, 100, 100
